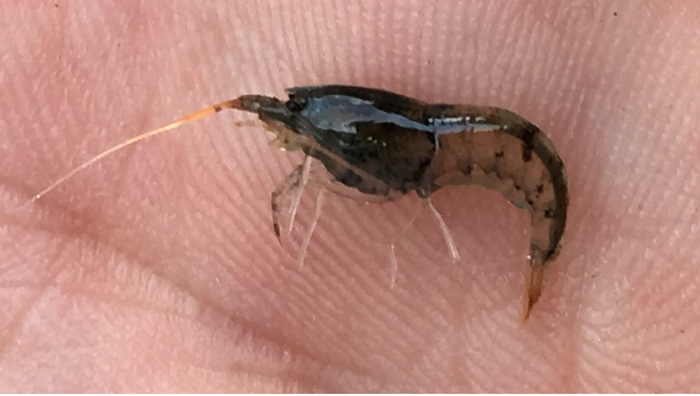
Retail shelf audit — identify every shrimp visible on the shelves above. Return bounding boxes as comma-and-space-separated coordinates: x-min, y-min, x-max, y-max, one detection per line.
27, 85, 568, 321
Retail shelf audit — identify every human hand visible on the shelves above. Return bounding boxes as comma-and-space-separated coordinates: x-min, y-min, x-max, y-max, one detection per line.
2, 1, 699, 392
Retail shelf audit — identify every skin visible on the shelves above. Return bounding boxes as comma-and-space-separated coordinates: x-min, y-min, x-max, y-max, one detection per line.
1, 0, 699, 392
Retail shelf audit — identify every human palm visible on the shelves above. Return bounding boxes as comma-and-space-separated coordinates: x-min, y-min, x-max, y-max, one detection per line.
2, 1, 699, 392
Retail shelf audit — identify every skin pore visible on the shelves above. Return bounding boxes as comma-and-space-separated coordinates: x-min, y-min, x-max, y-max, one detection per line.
1, 1, 699, 392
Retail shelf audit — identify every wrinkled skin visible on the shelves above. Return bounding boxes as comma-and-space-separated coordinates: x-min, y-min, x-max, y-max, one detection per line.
1, 1, 699, 392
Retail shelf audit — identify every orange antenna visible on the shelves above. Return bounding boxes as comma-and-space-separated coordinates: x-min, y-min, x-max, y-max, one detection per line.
22, 98, 243, 207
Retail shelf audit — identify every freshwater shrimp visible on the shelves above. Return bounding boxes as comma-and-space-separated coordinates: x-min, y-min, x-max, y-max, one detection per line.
27, 85, 568, 321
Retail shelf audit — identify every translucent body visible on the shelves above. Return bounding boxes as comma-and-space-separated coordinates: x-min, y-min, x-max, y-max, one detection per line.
238, 85, 568, 320
29, 84, 568, 321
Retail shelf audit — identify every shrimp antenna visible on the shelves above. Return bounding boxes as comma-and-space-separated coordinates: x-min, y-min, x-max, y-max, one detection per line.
22, 98, 243, 208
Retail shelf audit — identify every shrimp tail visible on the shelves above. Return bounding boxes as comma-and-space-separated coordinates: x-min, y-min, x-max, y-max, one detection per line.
520, 248, 545, 322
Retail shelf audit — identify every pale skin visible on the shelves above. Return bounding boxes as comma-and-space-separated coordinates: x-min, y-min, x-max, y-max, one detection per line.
1, 0, 700, 392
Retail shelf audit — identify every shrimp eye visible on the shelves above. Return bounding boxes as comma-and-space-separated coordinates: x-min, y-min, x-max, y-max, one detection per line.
285, 97, 307, 113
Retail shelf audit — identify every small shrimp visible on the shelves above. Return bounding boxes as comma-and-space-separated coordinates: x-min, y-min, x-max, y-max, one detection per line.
26, 85, 568, 321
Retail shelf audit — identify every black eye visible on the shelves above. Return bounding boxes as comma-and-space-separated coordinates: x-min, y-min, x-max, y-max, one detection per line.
285, 97, 306, 112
